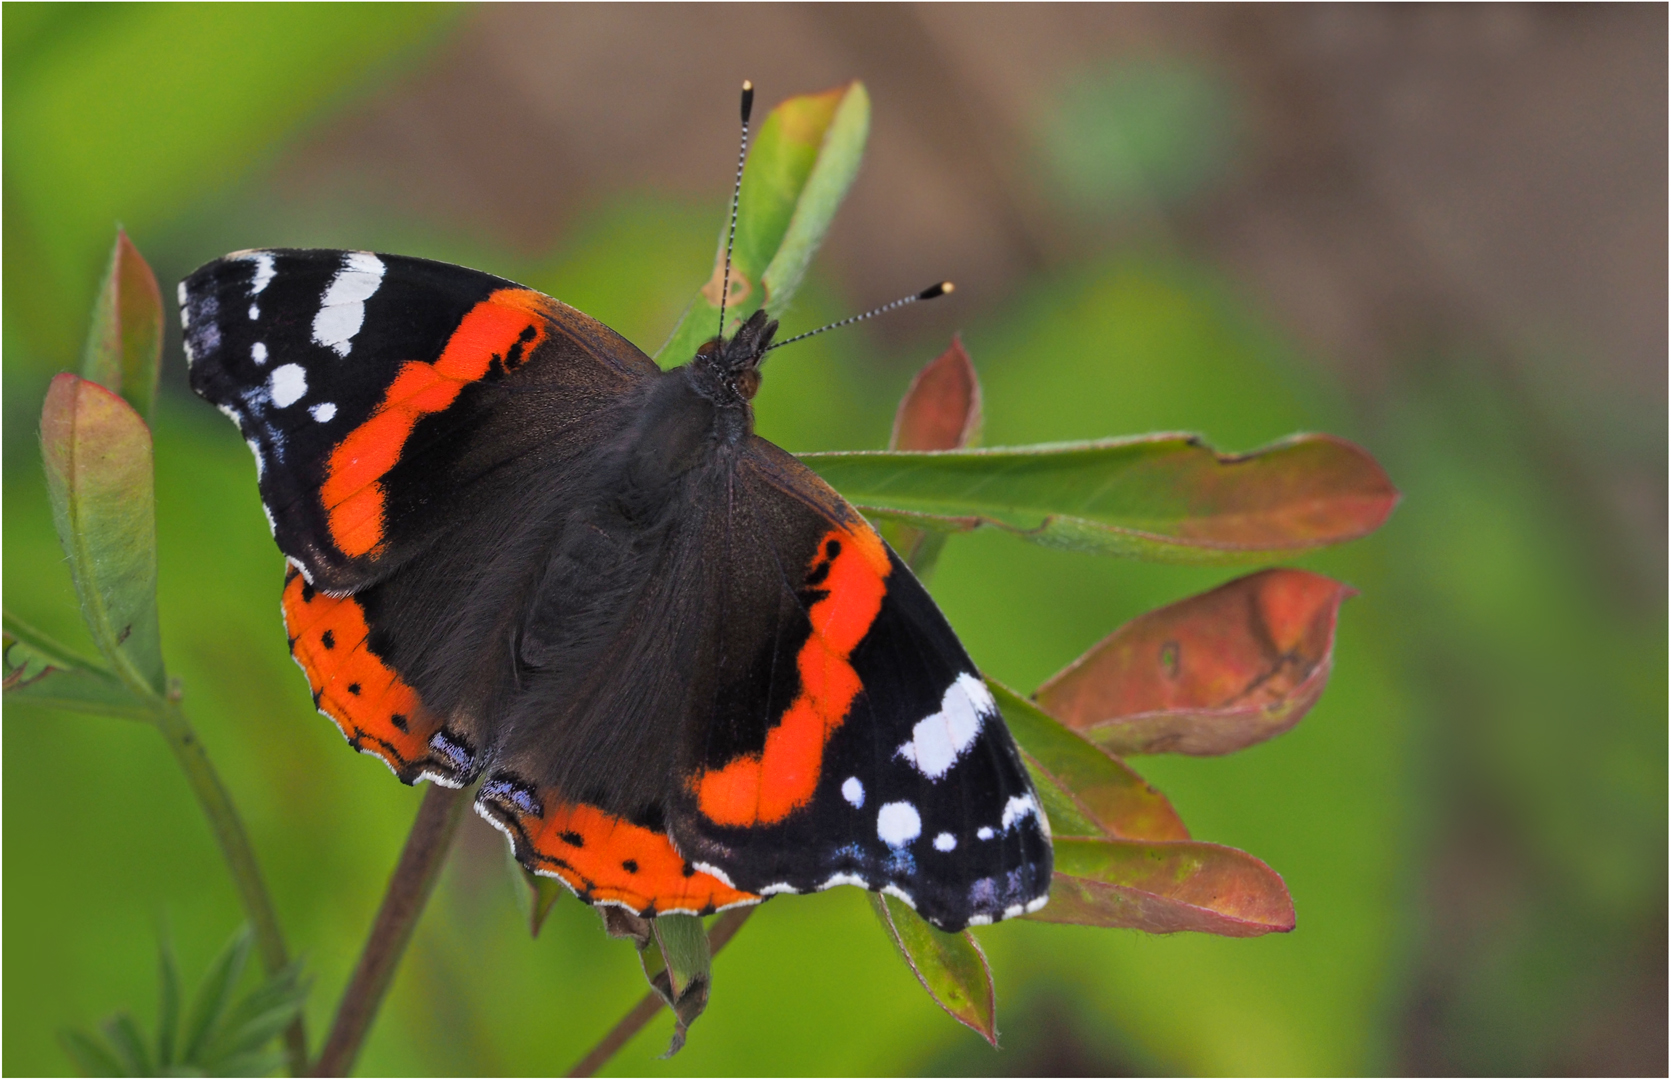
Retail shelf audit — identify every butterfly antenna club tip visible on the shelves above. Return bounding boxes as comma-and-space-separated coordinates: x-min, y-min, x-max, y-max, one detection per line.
766, 280, 957, 353
719, 80, 754, 341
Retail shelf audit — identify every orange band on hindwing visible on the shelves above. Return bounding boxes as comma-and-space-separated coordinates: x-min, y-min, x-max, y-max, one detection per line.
283, 568, 439, 777
693, 524, 891, 827
321, 289, 554, 558
495, 795, 759, 915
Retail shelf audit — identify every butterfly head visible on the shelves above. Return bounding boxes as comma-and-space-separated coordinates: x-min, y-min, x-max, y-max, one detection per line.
695, 307, 778, 403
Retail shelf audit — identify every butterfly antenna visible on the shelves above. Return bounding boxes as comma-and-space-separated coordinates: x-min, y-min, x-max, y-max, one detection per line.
765, 282, 954, 353
719, 79, 755, 342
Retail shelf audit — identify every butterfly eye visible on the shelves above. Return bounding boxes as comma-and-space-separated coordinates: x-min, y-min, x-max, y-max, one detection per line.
735, 368, 761, 401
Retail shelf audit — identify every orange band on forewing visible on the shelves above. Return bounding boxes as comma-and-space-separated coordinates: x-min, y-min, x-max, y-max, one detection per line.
511, 798, 758, 914
694, 524, 890, 826
283, 570, 437, 772
321, 289, 554, 558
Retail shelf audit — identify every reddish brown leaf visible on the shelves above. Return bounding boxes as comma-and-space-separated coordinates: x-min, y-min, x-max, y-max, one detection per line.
1036, 569, 1354, 756
890, 335, 982, 452
1027, 838, 1295, 936
883, 337, 983, 575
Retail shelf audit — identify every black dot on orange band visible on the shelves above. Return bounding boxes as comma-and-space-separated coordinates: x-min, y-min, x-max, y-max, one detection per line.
321, 629, 335, 650
347, 682, 361, 696
390, 713, 409, 731
300, 583, 315, 603
682, 862, 696, 877
621, 859, 638, 874
560, 831, 584, 848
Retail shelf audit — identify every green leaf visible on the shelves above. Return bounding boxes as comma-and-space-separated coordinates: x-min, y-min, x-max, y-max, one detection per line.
181, 927, 251, 1064
803, 432, 1400, 564
516, 861, 568, 938
39, 374, 165, 698
655, 82, 870, 366
3, 616, 151, 721
643, 914, 712, 1058
99, 1013, 152, 1077
155, 929, 181, 1069
202, 959, 307, 1064
60, 1028, 129, 1077
881, 336, 983, 577
989, 679, 1188, 841
868, 893, 997, 1046
1036, 568, 1354, 755
1026, 838, 1296, 937
80, 230, 163, 420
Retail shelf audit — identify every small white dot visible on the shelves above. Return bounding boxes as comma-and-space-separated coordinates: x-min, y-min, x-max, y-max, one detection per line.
933, 832, 957, 852
977, 826, 995, 841
310, 402, 337, 423
251, 342, 267, 366
876, 801, 921, 847
249, 304, 260, 320
841, 777, 864, 808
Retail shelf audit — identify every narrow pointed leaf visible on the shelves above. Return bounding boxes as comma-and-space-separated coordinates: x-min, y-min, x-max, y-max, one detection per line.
1038, 569, 1355, 755
156, 930, 181, 1068
657, 82, 870, 364
869, 893, 998, 1045
990, 679, 1188, 841
182, 926, 251, 1063
81, 230, 164, 420
60, 1029, 129, 1077
882, 336, 982, 576
1027, 838, 1295, 936
804, 433, 1400, 564
100, 1013, 153, 1076
40, 374, 165, 697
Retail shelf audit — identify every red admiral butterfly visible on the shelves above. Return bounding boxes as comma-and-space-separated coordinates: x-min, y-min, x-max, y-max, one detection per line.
180, 89, 1050, 933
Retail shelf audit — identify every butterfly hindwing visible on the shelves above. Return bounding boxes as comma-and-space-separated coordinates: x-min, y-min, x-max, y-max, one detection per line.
664, 441, 1053, 930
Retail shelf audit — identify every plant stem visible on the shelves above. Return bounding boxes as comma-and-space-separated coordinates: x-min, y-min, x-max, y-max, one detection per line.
566, 906, 757, 1078
153, 702, 309, 1076
312, 783, 468, 1077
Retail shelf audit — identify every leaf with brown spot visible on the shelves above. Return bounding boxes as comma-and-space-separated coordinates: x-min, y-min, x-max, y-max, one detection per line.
658, 82, 870, 365
869, 893, 997, 1046
1026, 838, 1295, 936
1037, 569, 1355, 755
882, 336, 983, 576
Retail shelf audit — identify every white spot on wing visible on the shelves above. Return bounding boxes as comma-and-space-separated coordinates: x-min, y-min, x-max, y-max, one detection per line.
249, 304, 260, 321
239, 250, 276, 295
1001, 793, 1038, 830
880, 884, 918, 908
246, 438, 265, 480
895, 672, 993, 779
876, 801, 921, 847
268, 363, 307, 408
310, 402, 337, 423
933, 832, 957, 852
1003, 903, 1025, 919
176, 282, 190, 325
261, 503, 277, 536
251, 341, 267, 366
841, 776, 864, 807
977, 826, 995, 841
966, 913, 994, 926
758, 883, 799, 896
1026, 895, 1050, 914
312, 252, 385, 357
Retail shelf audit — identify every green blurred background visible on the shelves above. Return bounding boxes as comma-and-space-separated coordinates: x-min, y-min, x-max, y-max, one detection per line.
5, 5, 1664, 1075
